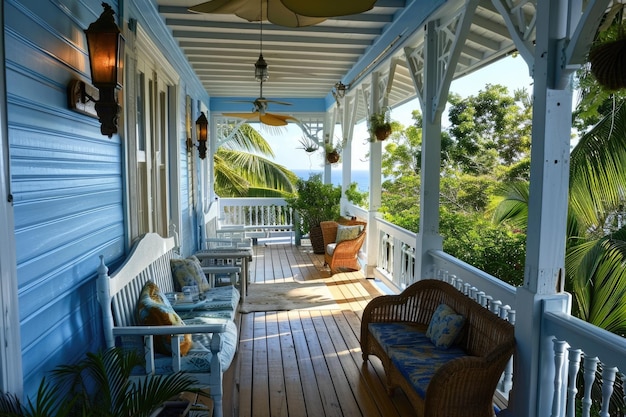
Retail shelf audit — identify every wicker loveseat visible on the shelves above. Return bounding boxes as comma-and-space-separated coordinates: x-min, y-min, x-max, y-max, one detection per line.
361, 279, 515, 417
320, 219, 366, 275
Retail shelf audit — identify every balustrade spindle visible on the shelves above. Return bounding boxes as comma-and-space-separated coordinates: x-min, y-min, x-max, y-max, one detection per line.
476, 291, 486, 307
491, 300, 502, 316
566, 349, 582, 417
599, 366, 617, 417
582, 356, 599, 417
551, 340, 569, 417
507, 310, 516, 325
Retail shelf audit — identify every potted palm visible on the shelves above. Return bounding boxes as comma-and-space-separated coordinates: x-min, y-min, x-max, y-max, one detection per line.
286, 173, 341, 254
0, 348, 196, 417
368, 111, 392, 141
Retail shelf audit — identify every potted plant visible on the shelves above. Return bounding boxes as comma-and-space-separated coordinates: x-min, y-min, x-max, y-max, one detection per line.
368, 110, 392, 141
0, 348, 196, 417
286, 173, 341, 254
589, 9, 626, 90
324, 142, 341, 164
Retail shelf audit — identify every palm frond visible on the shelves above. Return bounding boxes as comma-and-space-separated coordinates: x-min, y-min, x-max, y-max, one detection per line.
566, 227, 626, 335
489, 181, 529, 229
570, 101, 626, 215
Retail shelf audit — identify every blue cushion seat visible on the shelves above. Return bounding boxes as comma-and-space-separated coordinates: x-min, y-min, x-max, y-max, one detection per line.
388, 344, 466, 398
176, 285, 240, 321
369, 321, 467, 398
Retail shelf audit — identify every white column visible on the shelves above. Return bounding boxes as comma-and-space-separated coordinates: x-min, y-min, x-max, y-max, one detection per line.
366, 73, 383, 276
414, 21, 443, 278
503, 1, 574, 416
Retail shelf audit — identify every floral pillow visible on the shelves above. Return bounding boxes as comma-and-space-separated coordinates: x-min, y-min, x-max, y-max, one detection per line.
335, 224, 363, 243
425, 303, 465, 349
136, 281, 192, 355
171, 256, 210, 292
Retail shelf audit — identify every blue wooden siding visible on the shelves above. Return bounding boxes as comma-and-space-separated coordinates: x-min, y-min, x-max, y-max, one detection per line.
5, 0, 209, 398
5, 0, 126, 395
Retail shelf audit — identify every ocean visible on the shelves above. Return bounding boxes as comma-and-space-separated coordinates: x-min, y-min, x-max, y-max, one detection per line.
291, 169, 371, 192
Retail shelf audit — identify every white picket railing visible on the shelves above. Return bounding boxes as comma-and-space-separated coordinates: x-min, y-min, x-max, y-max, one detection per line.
209, 197, 626, 416
543, 310, 626, 417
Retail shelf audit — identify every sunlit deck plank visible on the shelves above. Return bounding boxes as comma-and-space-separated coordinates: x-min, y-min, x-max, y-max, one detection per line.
226, 242, 418, 417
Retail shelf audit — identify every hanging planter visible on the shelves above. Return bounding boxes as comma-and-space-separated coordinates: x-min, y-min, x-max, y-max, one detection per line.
588, 7, 626, 91
324, 136, 342, 164
368, 110, 393, 141
589, 37, 626, 90
326, 149, 340, 163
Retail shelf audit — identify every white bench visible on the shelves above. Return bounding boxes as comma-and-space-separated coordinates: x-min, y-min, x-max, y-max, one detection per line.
96, 233, 239, 417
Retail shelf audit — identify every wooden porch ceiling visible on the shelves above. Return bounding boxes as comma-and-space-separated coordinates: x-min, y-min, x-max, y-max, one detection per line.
156, 0, 528, 122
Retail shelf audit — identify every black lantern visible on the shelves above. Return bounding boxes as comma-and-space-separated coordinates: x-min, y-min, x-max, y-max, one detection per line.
196, 112, 208, 159
254, 54, 269, 83
84, 3, 125, 137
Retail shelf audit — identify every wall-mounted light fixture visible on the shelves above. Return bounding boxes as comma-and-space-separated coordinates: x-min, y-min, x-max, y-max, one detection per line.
68, 3, 125, 137
332, 82, 349, 106
195, 112, 208, 159
334, 82, 349, 98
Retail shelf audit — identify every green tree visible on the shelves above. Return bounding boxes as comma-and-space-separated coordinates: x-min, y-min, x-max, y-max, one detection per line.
446, 85, 532, 178
214, 123, 298, 197
380, 87, 532, 285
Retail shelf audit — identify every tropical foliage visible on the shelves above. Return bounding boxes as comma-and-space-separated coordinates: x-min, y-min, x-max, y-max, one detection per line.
380, 85, 532, 286
493, 102, 626, 336
0, 348, 196, 417
214, 123, 298, 197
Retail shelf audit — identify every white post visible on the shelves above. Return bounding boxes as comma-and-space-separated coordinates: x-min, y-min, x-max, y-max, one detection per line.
414, 20, 444, 279
503, 1, 575, 415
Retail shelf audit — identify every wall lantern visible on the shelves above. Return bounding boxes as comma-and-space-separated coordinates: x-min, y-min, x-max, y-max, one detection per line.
195, 112, 208, 159
69, 3, 125, 137
334, 82, 348, 98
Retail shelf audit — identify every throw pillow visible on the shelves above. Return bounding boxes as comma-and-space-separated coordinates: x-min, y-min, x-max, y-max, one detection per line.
136, 281, 192, 355
426, 303, 465, 349
335, 224, 362, 243
171, 256, 210, 292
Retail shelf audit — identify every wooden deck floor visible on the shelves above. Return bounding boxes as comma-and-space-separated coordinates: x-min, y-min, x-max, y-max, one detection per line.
223, 242, 418, 417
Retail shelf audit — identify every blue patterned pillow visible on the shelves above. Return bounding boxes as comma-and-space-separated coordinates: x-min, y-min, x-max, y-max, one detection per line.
171, 256, 210, 292
426, 303, 465, 349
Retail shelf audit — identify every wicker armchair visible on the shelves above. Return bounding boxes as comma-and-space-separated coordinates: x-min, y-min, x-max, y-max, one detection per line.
361, 279, 515, 417
320, 219, 366, 275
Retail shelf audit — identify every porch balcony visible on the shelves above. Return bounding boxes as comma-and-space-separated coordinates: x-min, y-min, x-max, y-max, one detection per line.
214, 197, 626, 417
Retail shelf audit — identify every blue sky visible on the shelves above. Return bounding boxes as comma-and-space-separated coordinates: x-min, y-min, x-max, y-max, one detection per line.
260, 54, 534, 170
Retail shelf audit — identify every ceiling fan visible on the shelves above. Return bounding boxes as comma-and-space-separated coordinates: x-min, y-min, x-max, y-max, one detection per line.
188, 0, 377, 27
221, 0, 297, 127
223, 80, 297, 127
188, 0, 325, 28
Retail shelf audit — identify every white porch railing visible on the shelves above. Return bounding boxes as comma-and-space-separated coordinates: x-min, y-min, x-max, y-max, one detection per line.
217, 197, 294, 240
543, 310, 626, 417
206, 197, 626, 416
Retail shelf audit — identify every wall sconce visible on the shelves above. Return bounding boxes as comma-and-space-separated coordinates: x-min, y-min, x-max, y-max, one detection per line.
69, 3, 125, 137
334, 82, 348, 98
195, 112, 208, 159
332, 82, 349, 106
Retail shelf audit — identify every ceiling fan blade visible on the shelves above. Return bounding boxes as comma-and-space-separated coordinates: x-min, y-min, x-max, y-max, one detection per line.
188, 0, 244, 14
256, 98, 292, 106
279, 0, 376, 17
266, 0, 326, 27
223, 112, 260, 121
260, 113, 297, 126
190, 0, 325, 27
